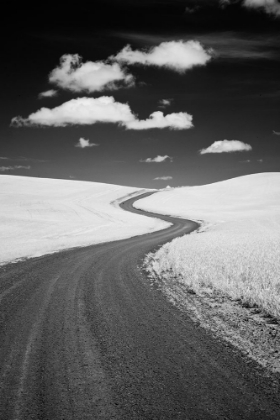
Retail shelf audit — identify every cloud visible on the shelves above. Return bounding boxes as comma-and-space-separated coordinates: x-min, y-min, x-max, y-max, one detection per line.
200, 140, 252, 154
0, 165, 31, 171
158, 98, 173, 108
243, 0, 280, 17
112, 40, 212, 73
185, 6, 201, 13
38, 89, 58, 99
140, 155, 173, 163
154, 176, 173, 180
49, 54, 134, 93
273, 130, 280, 135
240, 158, 263, 163
0, 156, 47, 162
11, 97, 193, 131
75, 137, 99, 148
125, 111, 193, 130
195, 32, 280, 61
117, 32, 280, 62
220, 0, 280, 16
219, 0, 231, 7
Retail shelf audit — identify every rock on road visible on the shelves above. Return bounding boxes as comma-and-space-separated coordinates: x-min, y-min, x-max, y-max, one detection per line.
0, 192, 279, 420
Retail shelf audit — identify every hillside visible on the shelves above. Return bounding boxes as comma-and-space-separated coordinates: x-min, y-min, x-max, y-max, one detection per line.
0, 175, 167, 265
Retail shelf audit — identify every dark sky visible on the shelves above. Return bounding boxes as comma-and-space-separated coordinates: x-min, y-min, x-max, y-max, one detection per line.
1, 0, 280, 187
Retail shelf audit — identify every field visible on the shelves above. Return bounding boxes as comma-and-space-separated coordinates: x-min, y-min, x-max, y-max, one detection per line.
0, 175, 167, 265
136, 173, 280, 319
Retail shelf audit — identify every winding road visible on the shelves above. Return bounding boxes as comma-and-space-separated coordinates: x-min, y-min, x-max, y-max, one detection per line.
0, 192, 279, 419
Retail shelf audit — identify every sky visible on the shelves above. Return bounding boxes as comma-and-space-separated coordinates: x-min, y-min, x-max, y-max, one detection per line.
1, 0, 280, 188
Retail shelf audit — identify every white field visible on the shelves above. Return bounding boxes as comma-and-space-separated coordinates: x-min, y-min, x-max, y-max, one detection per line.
136, 173, 280, 318
0, 175, 168, 265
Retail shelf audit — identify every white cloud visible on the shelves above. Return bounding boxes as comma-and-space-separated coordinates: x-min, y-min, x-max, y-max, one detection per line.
154, 176, 173, 180
75, 137, 99, 148
11, 97, 135, 127
158, 98, 172, 108
0, 156, 46, 162
49, 54, 134, 93
112, 40, 212, 73
273, 130, 280, 135
126, 111, 193, 130
140, 155, 173, 163
0, 165, 31, 171
11, 97, 193, 131
220, 0, 280, 16
220, 0, 231, 6
243, 0, 280, 16
38, 89, 58, 99
185, 6, 201, 13
200, 140, 252, 154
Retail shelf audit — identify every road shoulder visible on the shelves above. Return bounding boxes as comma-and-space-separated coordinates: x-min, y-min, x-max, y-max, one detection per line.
143, 262, 280, 387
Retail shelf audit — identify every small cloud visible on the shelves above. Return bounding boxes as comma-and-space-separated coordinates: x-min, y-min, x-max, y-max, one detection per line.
219, 0, 231, 7
112, 40, 213, 73
185, 6, 200, 13
0, 156, 47, 162
200, 140, 252, 154
38, 89, 58, 99
126, 111, 193, 130
158, 98, 173, 108
154, 176, 173, 180
75, 137, 99, 148
0, 165, 31, 172
11, 97, 193, 131
240, 158, 263, 163
49, 54, 134, 93
140, 155, 173, 163
273, 130, 280, 135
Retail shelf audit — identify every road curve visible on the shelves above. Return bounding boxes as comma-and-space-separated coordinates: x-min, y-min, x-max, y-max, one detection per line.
0, 192, 279, 420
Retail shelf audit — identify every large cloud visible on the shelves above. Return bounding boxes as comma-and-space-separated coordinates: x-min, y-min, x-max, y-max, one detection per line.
11, 97, 193, 131
49, 54, 134, 93
200, 140, 252, 154
112, 40, 212, 73
11, 97, 134, 127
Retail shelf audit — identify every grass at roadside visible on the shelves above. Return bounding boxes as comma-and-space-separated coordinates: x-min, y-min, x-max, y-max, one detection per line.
144, 225, 280, 319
